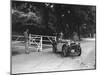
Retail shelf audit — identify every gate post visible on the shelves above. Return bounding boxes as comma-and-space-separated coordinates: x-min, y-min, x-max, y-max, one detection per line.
54, 36, 56, 42
40, 36, 42, 51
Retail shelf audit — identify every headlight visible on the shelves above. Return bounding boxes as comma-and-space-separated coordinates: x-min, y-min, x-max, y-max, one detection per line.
71, 49, 75, 53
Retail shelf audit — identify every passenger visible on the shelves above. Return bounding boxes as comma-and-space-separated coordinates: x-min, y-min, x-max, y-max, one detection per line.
72, 32, 79, 42
58, 32, 64, 42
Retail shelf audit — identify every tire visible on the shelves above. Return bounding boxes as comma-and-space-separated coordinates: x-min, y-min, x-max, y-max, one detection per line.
62, 44, 68, 57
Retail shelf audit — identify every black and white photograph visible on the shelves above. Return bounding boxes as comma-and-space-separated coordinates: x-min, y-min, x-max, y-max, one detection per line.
11, 0, 96, 74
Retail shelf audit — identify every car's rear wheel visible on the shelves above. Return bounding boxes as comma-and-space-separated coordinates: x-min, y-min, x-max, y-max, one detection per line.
62, 44, 68, 57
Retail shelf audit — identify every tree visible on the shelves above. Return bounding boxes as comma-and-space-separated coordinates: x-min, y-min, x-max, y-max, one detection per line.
12, 1, 96, 38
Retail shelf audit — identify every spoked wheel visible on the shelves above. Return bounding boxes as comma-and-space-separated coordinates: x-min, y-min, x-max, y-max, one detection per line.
62, 44, 68, 57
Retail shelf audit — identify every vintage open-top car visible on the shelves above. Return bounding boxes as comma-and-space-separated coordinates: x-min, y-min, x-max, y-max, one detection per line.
52, 39, 81, 57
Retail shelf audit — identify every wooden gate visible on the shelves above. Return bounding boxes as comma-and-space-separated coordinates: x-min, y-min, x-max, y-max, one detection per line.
29, 34, 56, 51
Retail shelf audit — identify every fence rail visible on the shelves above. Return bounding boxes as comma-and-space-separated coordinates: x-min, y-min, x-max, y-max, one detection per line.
12, 34, 56, 51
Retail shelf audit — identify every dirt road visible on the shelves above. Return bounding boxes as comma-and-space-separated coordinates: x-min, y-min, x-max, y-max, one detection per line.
12, 38, 96, 74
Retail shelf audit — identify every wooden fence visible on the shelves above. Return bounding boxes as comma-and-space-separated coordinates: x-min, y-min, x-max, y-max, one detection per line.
12, 34, 56, 51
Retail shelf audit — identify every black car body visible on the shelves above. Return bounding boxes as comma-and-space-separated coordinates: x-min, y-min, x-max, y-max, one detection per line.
52, 39, 81, 57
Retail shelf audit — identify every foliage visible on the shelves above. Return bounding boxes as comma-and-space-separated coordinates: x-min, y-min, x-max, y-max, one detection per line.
12, 1, 96, 37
